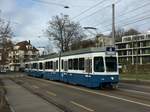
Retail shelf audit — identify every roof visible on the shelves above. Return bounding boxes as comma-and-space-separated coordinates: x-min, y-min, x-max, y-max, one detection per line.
32, 47, 110, 61
16, 41, 31, 46
15, 40, 39, 51
32, 47, 39, 52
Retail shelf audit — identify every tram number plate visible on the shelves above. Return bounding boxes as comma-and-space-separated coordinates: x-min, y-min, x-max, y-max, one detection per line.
106, 47, 116, 55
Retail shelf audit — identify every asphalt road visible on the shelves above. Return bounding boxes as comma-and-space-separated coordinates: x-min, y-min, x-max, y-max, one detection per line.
3, 73, 150, 112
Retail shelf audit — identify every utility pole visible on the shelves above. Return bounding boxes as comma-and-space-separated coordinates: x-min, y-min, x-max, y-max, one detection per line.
112, 3, 115, 46
135, 39, 138, 82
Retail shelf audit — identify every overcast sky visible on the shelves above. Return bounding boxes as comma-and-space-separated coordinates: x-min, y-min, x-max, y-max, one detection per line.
0, 0, 150, 48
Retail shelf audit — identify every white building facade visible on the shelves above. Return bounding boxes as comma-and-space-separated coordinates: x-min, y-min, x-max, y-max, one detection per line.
9, 41, 39, 71
115, 33, 150, 65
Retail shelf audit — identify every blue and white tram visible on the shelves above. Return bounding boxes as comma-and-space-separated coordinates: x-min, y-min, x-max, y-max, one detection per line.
24, 47, 119, 88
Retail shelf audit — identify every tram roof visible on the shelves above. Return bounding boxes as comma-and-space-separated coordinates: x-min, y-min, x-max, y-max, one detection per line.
30, 47, 112, 61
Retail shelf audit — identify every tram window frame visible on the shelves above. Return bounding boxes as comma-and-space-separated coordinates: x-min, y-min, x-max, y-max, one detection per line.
79, 58, 84, 70
73, 58, 79, 70
94, 57, 104, 72
39, 62, 43, 70
68, 59, 73, 70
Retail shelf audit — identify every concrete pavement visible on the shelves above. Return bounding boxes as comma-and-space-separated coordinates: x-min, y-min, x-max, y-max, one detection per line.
2, 79, 62, 112
17, 76, 150, 112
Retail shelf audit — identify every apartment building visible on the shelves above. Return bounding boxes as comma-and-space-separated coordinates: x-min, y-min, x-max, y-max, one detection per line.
0, 49, 2, 67
115, 33, 150, 65
9, 40, 39, 71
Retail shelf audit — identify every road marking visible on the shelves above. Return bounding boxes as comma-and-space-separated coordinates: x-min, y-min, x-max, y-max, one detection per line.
26, 76, 150, 108
31, 85, 39, 89
71, 101, 94, 112
120, 88, 150, 96
46, 91, 56, 96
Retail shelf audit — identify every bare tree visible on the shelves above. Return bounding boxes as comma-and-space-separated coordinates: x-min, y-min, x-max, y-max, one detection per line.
115, 28, 125, 42
46, 14, 86, 52
109, 28, 141, 42
124, 28, 140, 36
0, 17, 13, 68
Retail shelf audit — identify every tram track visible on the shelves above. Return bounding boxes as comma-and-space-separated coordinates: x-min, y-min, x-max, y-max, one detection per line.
10, 75, 150, 112
23, 76, 150, 102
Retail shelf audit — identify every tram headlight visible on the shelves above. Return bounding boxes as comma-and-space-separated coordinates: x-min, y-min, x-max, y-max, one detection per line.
111, 77, 114, 80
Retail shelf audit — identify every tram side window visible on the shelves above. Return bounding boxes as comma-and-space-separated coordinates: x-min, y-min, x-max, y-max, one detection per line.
45, 62, 48, 69
50, 61, 53, 69
53, 61, 56, 71
56, 60, 58, 69
39, 63, 43, 70
73, 58, 78, 70
61, 60, 64, 69
94, 57, 104, 72
48, 61, 53, 69
105, 57, 117, 72
25, 64, 28, 68
64, 61, 68, 71
68, 59, 73, 70
79, 58, 84, 70
33, 63, 38, 69
45, 62, 50, 69
47, 62, 50, 69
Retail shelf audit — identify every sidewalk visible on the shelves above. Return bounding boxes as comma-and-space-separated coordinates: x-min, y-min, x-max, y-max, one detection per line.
2, 79, 62, 112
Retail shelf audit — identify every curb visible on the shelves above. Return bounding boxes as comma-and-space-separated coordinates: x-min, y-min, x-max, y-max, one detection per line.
120, 79, 150, 86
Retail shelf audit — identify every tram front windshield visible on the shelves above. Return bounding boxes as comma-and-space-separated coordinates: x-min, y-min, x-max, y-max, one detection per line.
105, 57, 117, 72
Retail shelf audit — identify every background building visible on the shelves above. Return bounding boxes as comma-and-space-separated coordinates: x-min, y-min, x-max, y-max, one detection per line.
9, 40, 39, 71
115, 33, 150, 65
95, 34, 113, 47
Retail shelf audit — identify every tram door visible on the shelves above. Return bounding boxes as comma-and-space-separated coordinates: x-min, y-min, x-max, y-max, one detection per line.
85, 58, 92, 86
63, 60, 68, 82
85, 58, 92, 74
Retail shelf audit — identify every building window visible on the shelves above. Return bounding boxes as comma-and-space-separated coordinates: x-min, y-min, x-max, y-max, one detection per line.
79, 58, 84, 70
94, 57, 104, 72
142, 56, 150, 64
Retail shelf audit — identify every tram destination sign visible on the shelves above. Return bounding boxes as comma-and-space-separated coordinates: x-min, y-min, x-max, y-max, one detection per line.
105, 47, 116, 55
